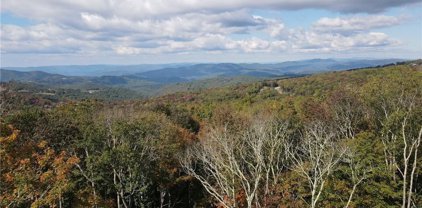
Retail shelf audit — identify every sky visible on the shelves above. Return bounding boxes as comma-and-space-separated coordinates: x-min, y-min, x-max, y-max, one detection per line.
1, 0, 421, 66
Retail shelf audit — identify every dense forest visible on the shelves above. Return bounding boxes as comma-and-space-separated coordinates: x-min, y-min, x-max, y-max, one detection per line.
1, 62, 421, 207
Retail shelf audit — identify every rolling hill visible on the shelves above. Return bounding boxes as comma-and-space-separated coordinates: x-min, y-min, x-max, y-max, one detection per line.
3, 58, 403, 77
0, 59, 406, 97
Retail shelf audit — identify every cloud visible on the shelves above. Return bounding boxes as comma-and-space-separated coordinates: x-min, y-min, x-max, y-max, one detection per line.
113, 35, 287, 54
253, 15, 285, 37
313, 15, 404, 34
1, 0, 410, 57
1, 17, 400, 55
75, 10, 275, 41
0, 24, 109, 54
1, 8, 290, 54
289, 30, 399, 52
2, 0, 420, 22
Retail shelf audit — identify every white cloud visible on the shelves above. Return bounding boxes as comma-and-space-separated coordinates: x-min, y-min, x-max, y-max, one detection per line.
0, 24, 109, 54
2, 0, 420, 22
75, 10, 277, 41
114, 46, 143, 55
113, 35, 286, 54
1, 9, 292, 54
0, 0, 410, 57
313, 15, 404, 33
289, 30, 399, 52
253, 15, 285, 37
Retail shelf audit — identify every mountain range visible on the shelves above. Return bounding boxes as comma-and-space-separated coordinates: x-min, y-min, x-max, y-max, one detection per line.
0, 58, 404, 96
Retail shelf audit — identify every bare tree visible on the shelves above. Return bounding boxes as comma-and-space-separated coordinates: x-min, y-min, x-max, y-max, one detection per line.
379, 92, 409, 178
287, 122, 346, 208
244, 119, 289, 207
378, 92, 421, 208
181, 119, 289, 208
343, 149, 372, 208
329, 90, 364, 140
258, 120, 289, 205
398, 116, 421, 208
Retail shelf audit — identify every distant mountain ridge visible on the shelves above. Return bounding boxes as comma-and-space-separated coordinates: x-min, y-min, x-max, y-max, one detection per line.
2, 59, 403, 77
0, 58, 406, 96
129, 59, 403, 82
2, 63, 193, 77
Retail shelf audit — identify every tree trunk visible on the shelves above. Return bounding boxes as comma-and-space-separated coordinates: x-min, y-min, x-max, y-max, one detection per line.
160, 190, 166, 208
59, 194, 63, 208
344, 184, 357, 208
92, 182, 98, 208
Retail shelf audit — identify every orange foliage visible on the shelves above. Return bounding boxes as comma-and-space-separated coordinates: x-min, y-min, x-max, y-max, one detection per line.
0, 125, 79, 207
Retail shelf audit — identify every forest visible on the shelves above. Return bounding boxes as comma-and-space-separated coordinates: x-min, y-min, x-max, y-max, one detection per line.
1, 62, 421, 207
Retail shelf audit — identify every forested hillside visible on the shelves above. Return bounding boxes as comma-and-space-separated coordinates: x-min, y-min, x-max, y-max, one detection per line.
1, 62, 421, 207
1, 59, 404, 97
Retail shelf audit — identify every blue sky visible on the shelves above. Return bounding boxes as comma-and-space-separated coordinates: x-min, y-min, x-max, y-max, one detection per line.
1, 0, 421, 66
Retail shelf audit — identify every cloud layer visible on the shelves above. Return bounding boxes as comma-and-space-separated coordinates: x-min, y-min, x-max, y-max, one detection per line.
1, 0, 417, 58
313, 15, 404, 33
2, 0, 419, 19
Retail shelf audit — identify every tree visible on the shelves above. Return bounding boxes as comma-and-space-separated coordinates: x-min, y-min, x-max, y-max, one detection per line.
287, 122, 346, 208
104, 117, 157, 208
343, 148, 372, 208
371, 86, 421, 208
394, 109, 421, 208
181, 118, 289, 208
327, 89, 366, 140
0, 124, 79, 208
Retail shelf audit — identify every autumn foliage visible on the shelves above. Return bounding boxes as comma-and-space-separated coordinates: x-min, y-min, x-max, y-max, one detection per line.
1, 63, 421, 207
